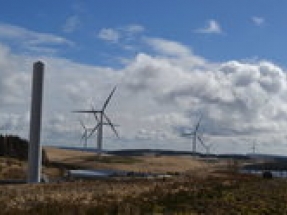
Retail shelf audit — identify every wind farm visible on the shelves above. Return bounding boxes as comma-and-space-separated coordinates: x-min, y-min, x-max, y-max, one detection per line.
2, 1, 287, 213
1, 61, 287, 214
0, 59, 286, 215
79, 119, 93, 148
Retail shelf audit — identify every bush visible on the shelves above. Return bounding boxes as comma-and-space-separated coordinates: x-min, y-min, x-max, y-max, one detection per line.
262, 171, 273, 179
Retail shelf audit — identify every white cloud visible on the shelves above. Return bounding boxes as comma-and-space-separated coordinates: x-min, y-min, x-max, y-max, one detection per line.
144, 37, 208, 71
98, 28, 120, 43
0, 23, 73, 54
62, 15, 81, 33
121, 49, 287, 146
124, 24, 145, 34
195, 19, 222, 34
0, 44, 31, 106
0, 112, 29, 136
2, 31, 287, 154
98, 24, 145, 51
252, 16, 265, 26
145, 38, 191, 57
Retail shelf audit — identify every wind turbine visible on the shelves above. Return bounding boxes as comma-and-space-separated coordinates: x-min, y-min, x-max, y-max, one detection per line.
182, 115, 204, 154
88, 103, 119, 138
73, 87, 119, 154
251, 140, 257, 154
79, 119, 92, 148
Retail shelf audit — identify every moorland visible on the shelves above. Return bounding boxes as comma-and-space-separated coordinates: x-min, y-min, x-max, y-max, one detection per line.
0, 146, 287, 214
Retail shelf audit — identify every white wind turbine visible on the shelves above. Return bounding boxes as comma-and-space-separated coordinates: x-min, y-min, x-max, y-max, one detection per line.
79, 119, 92, 148
88, 103, 119, 136
182, 115, 205, 153
73, 87, 119, 154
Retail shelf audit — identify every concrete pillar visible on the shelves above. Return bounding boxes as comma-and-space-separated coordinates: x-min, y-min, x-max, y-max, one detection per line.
28, 61, 45, 183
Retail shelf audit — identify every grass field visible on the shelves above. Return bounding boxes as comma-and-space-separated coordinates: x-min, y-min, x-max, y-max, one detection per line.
1, 172, 287, 214
0, 147, 286, 214
44, 147, 224, 177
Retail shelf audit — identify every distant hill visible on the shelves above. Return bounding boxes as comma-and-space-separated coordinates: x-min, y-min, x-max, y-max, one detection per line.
57, 146, 253, 159
108, 149, 201, 156
247, 153, 287, 161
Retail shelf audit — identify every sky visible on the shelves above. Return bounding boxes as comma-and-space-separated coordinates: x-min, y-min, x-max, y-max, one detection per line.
1, 0, 287, 155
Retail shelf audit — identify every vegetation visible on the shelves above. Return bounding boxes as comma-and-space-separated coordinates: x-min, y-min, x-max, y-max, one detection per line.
0, 135, 48, 164
0, 135, 55, 181
0, 173, 287, 214
0, 157, 26, 179
0, 135, 29, 160
0, 135, 286, 214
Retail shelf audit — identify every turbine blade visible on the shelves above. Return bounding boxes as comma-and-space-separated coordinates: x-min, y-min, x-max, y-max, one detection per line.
181, 132, 193, 137
102, 123, 119, 126
197, 136, 207, 149
87, 124, 100, 139
91, 104, 99, 122
104, 113, 119, 137
194, 115, 203, 133
81, 131, 86, 140
102, 86, 116, 111
79, 119, 86, 129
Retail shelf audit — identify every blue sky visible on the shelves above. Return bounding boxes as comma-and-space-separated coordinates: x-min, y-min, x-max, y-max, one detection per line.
1, 0, 286, 66
1, 1, 287, 155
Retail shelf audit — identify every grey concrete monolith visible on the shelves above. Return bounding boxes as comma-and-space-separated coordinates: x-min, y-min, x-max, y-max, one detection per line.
28, 61, 44, 183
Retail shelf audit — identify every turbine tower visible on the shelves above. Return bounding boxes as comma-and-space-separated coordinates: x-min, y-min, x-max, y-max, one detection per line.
73, 87, 119, 154
28, 61, 44, 183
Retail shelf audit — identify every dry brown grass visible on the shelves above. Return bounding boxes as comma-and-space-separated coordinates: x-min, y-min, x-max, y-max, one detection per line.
44, 147, 226, 176
0, 176, 186, 214
0, 171, 278, 214
1, 147, 271, 214
0, 157, 26, 179
0, 147, 227, 181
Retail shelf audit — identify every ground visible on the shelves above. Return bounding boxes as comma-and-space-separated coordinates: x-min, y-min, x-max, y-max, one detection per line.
44, 147, 230, 178
2, 147, 282, 215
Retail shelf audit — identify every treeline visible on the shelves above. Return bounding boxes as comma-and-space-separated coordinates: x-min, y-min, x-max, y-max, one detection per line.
0, 135, 48, 164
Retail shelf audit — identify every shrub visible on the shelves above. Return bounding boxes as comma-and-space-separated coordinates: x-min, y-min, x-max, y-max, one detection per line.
262, 171, 273, 179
